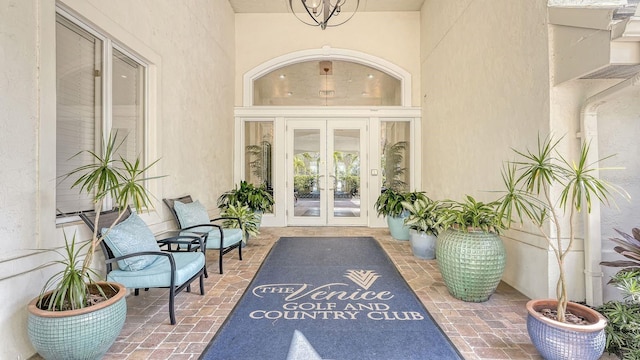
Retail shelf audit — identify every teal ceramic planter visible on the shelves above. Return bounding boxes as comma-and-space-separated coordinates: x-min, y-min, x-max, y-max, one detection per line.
436, 229, 506, 302
387, 213, 410, 241
409, 229, 437, 259
27, 282, 127, 360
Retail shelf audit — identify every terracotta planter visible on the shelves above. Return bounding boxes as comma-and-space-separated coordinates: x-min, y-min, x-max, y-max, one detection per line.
27, 282, 127, 360
526, 299, 606, 360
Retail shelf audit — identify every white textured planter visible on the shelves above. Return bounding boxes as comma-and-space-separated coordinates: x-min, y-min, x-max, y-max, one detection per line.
409, 229, 437, 259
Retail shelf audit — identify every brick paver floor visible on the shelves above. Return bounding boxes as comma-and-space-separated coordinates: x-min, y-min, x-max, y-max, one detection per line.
33, 227, 619, 359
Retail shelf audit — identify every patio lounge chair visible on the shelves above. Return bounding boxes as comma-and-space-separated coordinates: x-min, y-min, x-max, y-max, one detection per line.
80, 206, 206, 325
163, 195, 243, 275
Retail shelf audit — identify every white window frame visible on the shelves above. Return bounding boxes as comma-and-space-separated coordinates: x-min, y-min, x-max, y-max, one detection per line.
55, 7, 150, 224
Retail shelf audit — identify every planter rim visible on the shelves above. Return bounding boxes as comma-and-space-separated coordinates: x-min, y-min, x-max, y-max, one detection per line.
526, 299, 607, 333
28, 281, 126, 318
446, 227, 499, 234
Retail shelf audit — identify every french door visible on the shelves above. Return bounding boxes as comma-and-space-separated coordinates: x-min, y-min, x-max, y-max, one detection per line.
287, 119, 368, 226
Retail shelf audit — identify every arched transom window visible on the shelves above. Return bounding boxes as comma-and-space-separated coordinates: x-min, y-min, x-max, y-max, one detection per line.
253, 60, 402, 106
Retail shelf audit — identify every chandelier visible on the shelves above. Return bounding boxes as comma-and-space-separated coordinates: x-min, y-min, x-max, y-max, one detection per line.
288, 0, 360, 30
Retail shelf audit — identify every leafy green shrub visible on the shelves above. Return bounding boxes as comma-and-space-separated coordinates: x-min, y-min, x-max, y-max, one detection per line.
597, 270, 640, 360
217, 180, 274, 212
294, 175, 315, 195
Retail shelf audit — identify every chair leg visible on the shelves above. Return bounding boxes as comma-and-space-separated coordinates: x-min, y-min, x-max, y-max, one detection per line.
186, 284, 191, 293
238, 242, 242, 261
169, 286, 176, 325
219, 246, 224, 274
199, 273, 205, 295
134, 288, 140, 296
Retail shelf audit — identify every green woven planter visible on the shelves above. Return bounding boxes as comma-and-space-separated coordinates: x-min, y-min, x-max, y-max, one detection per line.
27, 282, 127, 360
436, 229, 506, 302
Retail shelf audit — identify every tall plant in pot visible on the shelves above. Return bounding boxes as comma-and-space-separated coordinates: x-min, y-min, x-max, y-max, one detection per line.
498, 135, 627, 360
27, 133, 161, 360
401, 195, 444, 259
437, 195, 508, 302
374, 189, 423, 241
217, 180, 274, 228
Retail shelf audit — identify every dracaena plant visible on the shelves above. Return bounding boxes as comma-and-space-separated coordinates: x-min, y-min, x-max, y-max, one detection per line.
40, 132, 161, 311
497, 135, 628, 323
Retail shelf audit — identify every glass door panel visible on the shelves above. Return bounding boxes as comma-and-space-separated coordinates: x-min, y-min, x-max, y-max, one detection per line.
289, 121, 326, 226
328, 122, 366, 225
288, 120, 366, 226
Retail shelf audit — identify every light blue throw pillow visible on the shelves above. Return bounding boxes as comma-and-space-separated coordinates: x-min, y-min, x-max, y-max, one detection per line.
174, 200, 210, 232
102, 212, 161, 271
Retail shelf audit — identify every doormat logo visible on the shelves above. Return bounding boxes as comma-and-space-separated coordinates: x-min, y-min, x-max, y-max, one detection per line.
344, 270, 379, 290
249, 269, 425, 322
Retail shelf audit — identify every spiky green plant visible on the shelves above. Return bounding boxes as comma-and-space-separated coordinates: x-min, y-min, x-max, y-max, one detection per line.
498, 135, 628, 323
43, 132, 162, 311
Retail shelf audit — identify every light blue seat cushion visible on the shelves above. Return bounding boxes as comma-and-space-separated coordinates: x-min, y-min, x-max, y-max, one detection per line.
102, 212, 160, 271
203, 228, 243, 249
174, 200, 243, 249
106, 251, 205, 289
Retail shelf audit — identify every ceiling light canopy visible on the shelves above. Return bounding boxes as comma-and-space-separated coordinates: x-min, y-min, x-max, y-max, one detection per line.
288, 0, 360, 30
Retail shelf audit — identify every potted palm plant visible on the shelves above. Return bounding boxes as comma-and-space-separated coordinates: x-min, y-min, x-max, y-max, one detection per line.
437, 195, 508, 302
498, 135, 627, 360
401, 195, 444, 259
27, 133, 161, 360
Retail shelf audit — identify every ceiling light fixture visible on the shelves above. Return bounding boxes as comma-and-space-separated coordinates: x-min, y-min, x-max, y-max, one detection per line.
288, 0, 360, 30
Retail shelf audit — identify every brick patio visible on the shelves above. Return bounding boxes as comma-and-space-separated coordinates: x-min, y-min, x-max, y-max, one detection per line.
36, 227, 619, 359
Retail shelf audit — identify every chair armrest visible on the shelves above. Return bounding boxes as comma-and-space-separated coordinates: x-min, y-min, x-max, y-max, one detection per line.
210, 216, 243, 230
182, 223, 221, 232
105, 251, 177, 272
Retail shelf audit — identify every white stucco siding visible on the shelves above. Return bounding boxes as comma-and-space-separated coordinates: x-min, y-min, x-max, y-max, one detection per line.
1, 1, 236, 358
420, 0, 552, 299
596, 84, 640, 301
0, 1, 57, 358
234, 12, 421, 107
78, 0, 237, 210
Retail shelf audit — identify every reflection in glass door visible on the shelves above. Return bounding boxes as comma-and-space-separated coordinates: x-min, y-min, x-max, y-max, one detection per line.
288, 120, 367, 226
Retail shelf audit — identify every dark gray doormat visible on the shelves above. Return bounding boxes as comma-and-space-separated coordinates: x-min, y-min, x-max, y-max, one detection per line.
200, 237, 463, 360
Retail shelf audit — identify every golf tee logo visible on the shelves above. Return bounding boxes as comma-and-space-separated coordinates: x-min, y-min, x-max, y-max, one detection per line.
344, 270, 379, 290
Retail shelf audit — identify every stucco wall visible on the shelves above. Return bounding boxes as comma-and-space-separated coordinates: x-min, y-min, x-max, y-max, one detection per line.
596, 83, 640, 301
0, 1, 235, 358
420, 0, 552, 299
234, 12, 421, 107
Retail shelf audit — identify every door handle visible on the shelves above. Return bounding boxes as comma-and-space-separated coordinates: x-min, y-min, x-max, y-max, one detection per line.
328, 174, 336, 191
317, 174, 325, 190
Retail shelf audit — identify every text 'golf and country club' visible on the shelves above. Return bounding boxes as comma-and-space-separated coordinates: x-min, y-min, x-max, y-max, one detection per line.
249, 270, 425, 321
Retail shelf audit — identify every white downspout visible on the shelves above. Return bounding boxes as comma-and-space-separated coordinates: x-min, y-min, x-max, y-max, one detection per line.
579, 72, 640, 307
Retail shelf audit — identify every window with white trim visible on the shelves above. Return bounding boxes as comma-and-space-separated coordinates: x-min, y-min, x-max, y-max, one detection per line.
55, 12, 147, 217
